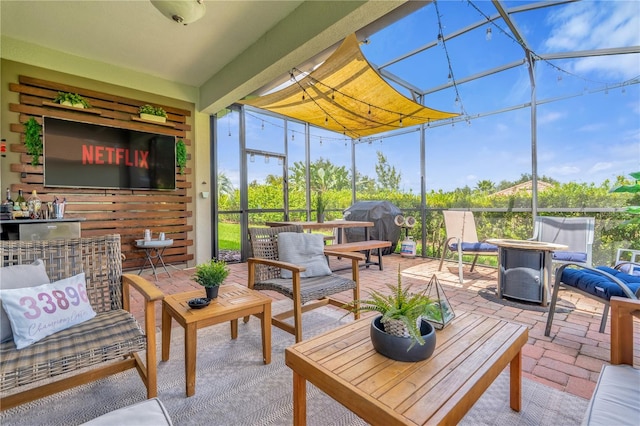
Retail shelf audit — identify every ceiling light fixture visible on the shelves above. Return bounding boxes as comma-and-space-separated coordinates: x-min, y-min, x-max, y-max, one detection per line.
151, 0, 206, 25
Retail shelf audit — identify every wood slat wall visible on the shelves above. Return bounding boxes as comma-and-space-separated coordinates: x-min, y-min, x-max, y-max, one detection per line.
8, 75, 194, 270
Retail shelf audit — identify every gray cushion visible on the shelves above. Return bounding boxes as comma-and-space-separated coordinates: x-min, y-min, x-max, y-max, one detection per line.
82, 397, 172, 425
277, 232, 331, 279
582, 364, 640, 426
0, 259, 50, 343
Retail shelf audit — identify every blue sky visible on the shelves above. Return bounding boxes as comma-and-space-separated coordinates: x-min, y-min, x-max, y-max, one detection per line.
219, 0, 639, 194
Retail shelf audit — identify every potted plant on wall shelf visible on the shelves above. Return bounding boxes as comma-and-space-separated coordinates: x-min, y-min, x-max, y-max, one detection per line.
193, 259, 230, 300
139, 104, 167, 123
24, 117, 43, 166
344, 266, 441, 362
53, 91, 91, 109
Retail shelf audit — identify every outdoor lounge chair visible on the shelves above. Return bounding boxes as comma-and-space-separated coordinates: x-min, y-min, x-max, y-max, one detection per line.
438, 211, 498, 283
545, 262, 640, 336
531, 216, 595, 268
246, 225, 364, 342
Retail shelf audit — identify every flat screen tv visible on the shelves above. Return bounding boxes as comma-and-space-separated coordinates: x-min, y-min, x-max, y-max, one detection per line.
43, 117, 176, 190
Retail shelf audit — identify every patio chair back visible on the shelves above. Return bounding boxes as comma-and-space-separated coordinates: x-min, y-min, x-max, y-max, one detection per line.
248, 225, 303, 281
442, 210, 480, 243
533, 216, 595, 266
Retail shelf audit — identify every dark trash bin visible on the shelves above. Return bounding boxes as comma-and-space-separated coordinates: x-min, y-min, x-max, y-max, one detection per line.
343, 201, 402, 255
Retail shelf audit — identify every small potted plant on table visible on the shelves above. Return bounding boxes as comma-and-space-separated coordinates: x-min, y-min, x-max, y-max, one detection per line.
193, 259, 229, 300
345, 266, 441, 362
139, 104, 168, 123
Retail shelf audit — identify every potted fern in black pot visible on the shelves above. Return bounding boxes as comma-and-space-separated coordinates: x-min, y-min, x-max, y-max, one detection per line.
345, 267, 441, 362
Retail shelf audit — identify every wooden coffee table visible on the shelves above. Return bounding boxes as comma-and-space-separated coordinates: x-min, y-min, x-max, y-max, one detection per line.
285, 311, 528, 425
162, 283, 272, 397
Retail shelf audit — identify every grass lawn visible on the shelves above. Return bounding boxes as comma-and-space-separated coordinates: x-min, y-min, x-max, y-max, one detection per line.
218, 222, 241, 250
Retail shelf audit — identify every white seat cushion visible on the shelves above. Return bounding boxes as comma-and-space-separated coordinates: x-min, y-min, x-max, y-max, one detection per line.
82, 398, 172, 425
582, 364, 640, 426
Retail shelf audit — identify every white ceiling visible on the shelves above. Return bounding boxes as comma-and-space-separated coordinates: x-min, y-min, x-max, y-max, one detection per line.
1, 1, 415, 113
0, 0, 304, 87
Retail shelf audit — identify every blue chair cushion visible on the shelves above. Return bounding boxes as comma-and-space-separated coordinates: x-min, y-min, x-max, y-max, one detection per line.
450, 242, 498, 252
561, 266, 640, 300
552, 251, 587, 263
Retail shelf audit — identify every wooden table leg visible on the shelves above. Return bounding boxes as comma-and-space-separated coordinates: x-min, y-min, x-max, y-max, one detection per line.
161, 304, 171, 362
262, 302, 272, 364
230, 319, 238, 340
509, 349, 522, 412
185, 323, 197, 397
292, 370, 307, 426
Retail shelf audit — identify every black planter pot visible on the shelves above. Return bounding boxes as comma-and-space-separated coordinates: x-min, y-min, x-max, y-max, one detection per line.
205, 286, 220, 300
370, 316, 436, 362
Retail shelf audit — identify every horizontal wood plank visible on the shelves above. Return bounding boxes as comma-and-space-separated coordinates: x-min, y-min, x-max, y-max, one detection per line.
7, 75, 195, 265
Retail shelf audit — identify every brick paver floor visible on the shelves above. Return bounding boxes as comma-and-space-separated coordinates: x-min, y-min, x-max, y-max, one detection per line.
127, 254, 637, 401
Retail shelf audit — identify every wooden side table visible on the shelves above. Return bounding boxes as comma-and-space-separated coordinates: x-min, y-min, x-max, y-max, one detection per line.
161, 283, 272, 397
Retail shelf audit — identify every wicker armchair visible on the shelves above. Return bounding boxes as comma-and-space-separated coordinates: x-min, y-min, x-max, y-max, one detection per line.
247, 225, 364, 342
0, 235, 163, 410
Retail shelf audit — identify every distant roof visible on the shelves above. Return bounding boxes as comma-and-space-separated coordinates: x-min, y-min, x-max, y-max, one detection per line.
492, 180, 553, 197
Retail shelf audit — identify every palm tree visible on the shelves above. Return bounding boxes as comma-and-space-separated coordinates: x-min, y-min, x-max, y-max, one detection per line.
217, 172, 235, 199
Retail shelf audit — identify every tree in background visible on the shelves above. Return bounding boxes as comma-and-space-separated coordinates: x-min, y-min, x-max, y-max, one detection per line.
288, 158, 350, 192
475, 180, 495, 193
217, 172, 235, 199
375, 151, 401, 191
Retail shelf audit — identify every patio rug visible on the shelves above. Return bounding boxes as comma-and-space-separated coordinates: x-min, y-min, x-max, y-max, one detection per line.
1, 300, 588, 426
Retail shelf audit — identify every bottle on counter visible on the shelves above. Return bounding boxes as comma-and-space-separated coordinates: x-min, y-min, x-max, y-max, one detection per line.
3, 188, 13, 212
14, 189, 25, 211
27, 190, 42, 219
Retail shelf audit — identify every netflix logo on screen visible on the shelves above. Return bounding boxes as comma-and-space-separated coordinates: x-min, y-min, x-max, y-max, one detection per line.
43, 117, 176, 190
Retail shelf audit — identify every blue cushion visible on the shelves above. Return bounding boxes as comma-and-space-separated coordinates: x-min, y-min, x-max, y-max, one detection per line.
616, 263, 640, 277
450, 242, 498, 252
561, 266, 640, 300
552, 251, 587, 263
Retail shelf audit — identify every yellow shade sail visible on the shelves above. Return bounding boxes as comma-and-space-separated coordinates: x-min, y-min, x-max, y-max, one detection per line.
240, 33, 458, 138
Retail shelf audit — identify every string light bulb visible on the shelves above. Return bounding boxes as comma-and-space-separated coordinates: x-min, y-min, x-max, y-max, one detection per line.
437, 33, 443, 45
485, 27, 492, 41
264, 155, 269, 164
399, 117, 403, 127
250, 153, 255, 162
291, 131, 295, 141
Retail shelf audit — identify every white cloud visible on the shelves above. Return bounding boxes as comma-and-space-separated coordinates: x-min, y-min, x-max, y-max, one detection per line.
544, 1, 640, 79
546, 165, 580, 176
577, 122, 606, 132
538, 111, 566, 124
589, 162, 613, 173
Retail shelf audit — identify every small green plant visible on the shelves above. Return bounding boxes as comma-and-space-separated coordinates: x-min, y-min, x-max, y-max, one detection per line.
176, 139, 187, 174
24, 117, 42, 166
53, 92, 91, 108
139, 104, 167, 118
193, 259, 229, 288
344, 266, 440, 348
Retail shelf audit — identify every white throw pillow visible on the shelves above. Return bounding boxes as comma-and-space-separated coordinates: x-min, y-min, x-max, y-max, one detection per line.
277, 232, 332, 279
0, 259, 51, 343
0, 273, 96, 349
